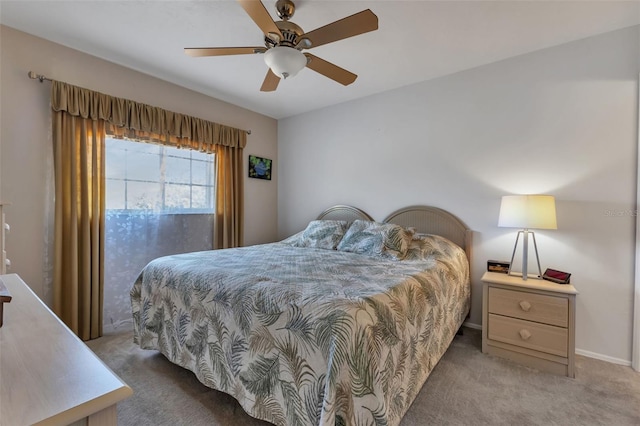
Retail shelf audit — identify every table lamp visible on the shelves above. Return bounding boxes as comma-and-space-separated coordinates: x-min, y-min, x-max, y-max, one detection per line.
498, 195, 557, 280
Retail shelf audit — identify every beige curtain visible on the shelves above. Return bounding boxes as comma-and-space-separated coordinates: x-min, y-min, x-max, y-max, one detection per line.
50, 80, 247, 339
52, 111, 105, 340
214, 144, 245, 249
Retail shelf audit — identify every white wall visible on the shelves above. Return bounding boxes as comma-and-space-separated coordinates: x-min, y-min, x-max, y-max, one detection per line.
0, 25, 278, 304
278, 26, 639, 363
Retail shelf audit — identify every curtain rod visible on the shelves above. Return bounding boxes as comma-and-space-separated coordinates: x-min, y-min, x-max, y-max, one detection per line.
28, 71, 52, 83
27, 71, 252, 135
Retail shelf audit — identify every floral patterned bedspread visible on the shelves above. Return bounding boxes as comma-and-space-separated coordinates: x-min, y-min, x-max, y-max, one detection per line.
131, 240, 470, 426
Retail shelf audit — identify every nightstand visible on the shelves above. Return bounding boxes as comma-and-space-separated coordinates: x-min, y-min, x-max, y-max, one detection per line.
481, 271, 578, 378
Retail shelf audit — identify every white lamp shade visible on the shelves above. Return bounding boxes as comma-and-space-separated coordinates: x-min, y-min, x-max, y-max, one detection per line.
498, 195, 557, 230
264, 46, 307, 79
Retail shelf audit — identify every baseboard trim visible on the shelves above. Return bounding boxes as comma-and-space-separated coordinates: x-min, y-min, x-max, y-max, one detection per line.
103, 318, 133, 335
575, 349, 631, 367
463, 321, 482, 330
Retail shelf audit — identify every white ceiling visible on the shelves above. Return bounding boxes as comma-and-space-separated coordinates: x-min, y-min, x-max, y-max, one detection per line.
1, 1, 638, 119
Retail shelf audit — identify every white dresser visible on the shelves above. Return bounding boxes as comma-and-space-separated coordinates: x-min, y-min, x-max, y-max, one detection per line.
0, 274, 132, 425
481, 271, 578, 377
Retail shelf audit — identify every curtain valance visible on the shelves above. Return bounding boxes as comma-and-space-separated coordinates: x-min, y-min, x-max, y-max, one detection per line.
51, 80, 247, 152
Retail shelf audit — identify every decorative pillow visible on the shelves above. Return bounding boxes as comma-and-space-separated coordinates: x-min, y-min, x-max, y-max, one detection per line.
280, 230, 305, 245
336, 220, 412, 260
404, 233, 451, 261
287, 220, 348, 250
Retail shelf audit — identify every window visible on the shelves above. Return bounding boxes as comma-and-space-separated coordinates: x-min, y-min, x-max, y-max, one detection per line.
105, 138, 215, 213
103, 138, 216, 330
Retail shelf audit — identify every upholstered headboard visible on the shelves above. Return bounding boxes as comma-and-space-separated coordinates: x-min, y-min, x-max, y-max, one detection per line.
383, 205, 473, 263
316, 205, 373, 222
315, 204, 472, 263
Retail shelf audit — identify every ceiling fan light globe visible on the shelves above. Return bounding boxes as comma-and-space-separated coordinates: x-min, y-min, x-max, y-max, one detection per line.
264, 46, 306, 79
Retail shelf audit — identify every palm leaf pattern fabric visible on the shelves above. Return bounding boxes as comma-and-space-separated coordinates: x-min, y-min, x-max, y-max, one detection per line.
131, 237, 470, 426
336, 220, 413, 260
287, 220, 349, 250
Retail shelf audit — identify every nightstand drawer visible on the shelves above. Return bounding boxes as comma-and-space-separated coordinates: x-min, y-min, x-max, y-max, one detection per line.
488, 314, 568, 357
488, 287, 568, 327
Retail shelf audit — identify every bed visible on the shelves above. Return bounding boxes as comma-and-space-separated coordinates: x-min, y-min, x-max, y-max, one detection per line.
131, 205, 471, 426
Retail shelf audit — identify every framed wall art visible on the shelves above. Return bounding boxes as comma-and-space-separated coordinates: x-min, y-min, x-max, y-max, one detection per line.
248, 155, 272, 180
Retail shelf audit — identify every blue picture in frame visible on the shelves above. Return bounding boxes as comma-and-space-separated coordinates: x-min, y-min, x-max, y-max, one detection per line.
248, 155, 272, 180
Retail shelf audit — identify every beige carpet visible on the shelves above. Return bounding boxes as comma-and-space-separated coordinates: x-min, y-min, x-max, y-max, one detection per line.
87, 328, 640, 426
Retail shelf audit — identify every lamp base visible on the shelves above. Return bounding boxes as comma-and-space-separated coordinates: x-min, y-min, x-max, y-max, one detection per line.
506, 230, 543, 281
507, 271, 544, 280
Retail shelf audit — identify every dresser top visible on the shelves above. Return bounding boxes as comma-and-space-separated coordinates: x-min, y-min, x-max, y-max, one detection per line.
0, 274, 132, 425
481, 271, 578, 295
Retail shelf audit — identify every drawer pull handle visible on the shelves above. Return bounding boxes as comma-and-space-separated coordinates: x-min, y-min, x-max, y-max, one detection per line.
519, 329, 532, 340
519, 300, 532, 312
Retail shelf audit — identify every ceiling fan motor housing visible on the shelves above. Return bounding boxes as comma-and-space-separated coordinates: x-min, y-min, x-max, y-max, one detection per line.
266, 20, 304, 48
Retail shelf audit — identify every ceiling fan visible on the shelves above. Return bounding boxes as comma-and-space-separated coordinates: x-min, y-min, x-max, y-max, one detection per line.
184, 0, 378, 92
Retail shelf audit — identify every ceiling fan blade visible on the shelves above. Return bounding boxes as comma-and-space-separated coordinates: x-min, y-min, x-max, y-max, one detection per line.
302, 9, 378, 49
237, 0, 283, 40
184, 47, 267, 57
304, 53, 357, 86
260, 69, 280, 92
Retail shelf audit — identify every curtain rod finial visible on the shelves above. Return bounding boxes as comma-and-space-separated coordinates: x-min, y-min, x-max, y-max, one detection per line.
28, 71, 48, 82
